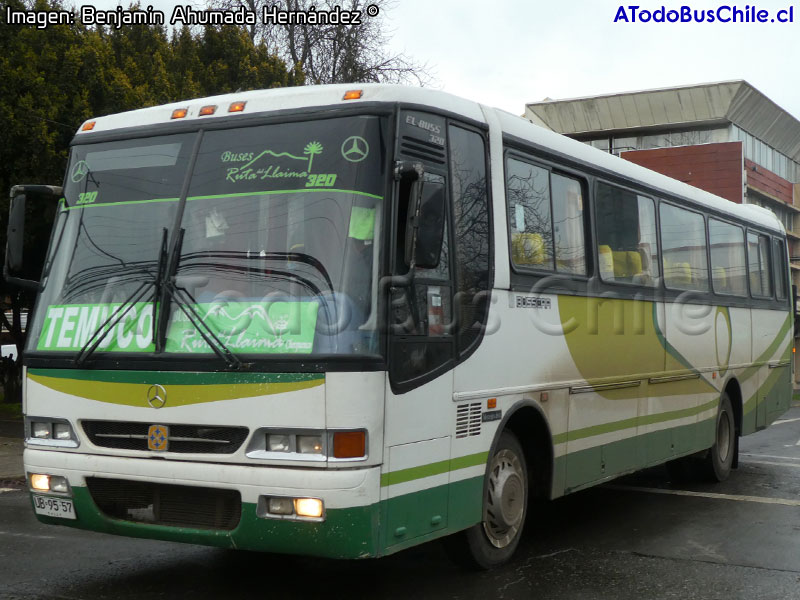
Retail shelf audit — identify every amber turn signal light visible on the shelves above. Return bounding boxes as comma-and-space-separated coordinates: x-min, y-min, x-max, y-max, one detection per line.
333, 431, 366, 458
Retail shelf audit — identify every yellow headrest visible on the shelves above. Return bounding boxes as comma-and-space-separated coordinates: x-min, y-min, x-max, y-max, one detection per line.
512, 232, 545, 265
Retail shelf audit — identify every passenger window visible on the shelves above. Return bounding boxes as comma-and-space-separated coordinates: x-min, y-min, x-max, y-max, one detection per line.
773, 238, 788, 300
709, 219, 746, 296
747, 233, 772, 297
595, 183, 659, 285
552, 174, 586, 275
660, 203, 709, 291
506, 158, 553, 270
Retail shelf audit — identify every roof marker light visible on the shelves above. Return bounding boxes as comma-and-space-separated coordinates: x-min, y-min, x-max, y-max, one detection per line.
228, 101, 247, 113
81, 121, 96, 131
171, 108, 188, 119
343, 90, 363, 100
199, 105, 217, 116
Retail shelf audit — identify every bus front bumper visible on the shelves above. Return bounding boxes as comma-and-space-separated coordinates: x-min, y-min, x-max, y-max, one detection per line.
24, 448, 382, 559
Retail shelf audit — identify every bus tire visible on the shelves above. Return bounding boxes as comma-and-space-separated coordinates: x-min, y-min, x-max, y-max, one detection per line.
445, 431, 528, 570
701, 391, 735, 482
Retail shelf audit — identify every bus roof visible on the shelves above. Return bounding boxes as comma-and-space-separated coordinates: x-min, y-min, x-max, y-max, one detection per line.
77, 83, 783, 234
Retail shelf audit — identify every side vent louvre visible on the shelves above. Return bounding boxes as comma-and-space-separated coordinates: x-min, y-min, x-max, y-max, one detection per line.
400, 136, 446, 164
455, 402, 482, 438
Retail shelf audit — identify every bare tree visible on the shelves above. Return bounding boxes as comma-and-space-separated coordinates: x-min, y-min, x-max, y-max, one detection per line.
207, 0, 432, 85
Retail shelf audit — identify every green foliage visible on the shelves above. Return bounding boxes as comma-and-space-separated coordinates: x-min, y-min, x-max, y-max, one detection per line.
0, 0, 302, 378
0, 0, 299, 234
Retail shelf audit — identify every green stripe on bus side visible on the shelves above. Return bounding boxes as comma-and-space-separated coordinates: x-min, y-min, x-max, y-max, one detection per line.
652, 301, 696, 374
739, 313, 792, 384
44, 477, 485, 558
552, 396, 719, 445
380, 451, 489, 487
742, 358, 789, 417
27, 369, 322, 386
558, 415, 716, 494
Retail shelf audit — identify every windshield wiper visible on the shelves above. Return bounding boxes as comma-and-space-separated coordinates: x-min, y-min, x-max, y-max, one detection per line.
155, 228, 241, 369
74, 281, 152, 366
73, 228, 171, 366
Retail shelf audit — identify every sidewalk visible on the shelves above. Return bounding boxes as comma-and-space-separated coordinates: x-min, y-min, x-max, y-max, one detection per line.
0, 420, 24, 482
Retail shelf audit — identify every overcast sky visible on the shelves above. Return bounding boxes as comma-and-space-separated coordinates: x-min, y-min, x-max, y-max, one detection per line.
74, 0, 800, 120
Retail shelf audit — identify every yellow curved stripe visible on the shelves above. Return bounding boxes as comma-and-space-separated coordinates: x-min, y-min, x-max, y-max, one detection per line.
27, 373, 323, 407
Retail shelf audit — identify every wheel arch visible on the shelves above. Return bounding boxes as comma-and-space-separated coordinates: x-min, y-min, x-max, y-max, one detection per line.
723, 376, 743, 436
486, 399, 554, 503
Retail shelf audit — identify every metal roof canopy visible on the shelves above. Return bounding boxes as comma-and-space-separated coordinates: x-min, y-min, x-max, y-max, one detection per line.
525, 80, 800, 162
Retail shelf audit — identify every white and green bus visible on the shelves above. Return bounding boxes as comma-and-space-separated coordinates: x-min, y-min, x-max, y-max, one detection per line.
9, 84, 793, 568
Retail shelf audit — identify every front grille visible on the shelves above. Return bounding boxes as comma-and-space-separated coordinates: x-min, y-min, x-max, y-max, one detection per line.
86, 477, 241, 530
82, 421, 248, 454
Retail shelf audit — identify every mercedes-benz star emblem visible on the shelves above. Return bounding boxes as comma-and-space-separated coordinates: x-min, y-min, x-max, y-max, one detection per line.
340, 136, 369, 162
146, 384, 167, 409
70, 160, 89, 183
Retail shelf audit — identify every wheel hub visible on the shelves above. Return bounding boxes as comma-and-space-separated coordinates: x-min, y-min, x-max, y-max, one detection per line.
483, 448, 526, 548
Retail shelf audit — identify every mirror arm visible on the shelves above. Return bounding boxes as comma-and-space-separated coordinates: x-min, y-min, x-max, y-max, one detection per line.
9, 184, 63, 199
394, 161, 426, 273
394, 161, 424, 182
1, 271, 40, 291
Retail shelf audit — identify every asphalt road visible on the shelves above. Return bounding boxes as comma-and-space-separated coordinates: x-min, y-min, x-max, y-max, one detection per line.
2, 407, 800, 600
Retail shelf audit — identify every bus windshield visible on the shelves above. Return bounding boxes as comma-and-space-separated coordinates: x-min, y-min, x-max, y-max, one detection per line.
28, 115, 388, 359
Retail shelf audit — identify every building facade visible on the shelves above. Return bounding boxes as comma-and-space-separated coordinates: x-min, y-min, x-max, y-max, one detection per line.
525, 81, 800, 381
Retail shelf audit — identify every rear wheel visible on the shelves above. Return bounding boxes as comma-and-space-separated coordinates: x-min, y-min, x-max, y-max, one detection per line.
701, 392, 735, 482
445, 431, 528, 570
666, 391, 736, 483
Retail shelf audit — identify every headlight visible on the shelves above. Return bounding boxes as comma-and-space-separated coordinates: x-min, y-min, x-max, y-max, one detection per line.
26, 418, 78, 448
32, 422, 51, 439
29, 473, 70, 494
267, 434, 291, 452
297, 435, 323, 454
53, 423, 72, 440
247, 429, 366, 462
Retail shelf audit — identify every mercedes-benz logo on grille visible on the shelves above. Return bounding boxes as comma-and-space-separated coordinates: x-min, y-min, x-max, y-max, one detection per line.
146, 384, 167, 409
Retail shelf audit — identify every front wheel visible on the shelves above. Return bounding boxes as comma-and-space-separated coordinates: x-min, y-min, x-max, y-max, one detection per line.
445, 431, 528, 570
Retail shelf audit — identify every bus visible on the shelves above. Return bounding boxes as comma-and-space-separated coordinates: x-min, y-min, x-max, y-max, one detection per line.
9, 84, 793, 569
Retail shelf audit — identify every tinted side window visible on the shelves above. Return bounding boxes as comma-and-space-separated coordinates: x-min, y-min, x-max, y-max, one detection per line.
709, 219, 746, 296
552, 174, 586, 275
449, 126, 490, 356
660, 204, 709, 291
506, 158, 553, 270
773, 238, 788, 300
747, 232, 772, 297
595, 183, 659, 286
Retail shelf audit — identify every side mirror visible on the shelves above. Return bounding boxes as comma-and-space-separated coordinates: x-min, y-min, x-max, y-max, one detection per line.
6, 190, 26, 273
4, 184, 63, 289
409, 180, 446, 269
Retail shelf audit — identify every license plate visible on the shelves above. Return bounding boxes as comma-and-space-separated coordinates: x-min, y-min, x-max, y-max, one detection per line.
32, 495, 76, 519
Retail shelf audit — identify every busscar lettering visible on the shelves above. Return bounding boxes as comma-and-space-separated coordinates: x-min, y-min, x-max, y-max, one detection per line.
514, 296, 552, 310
